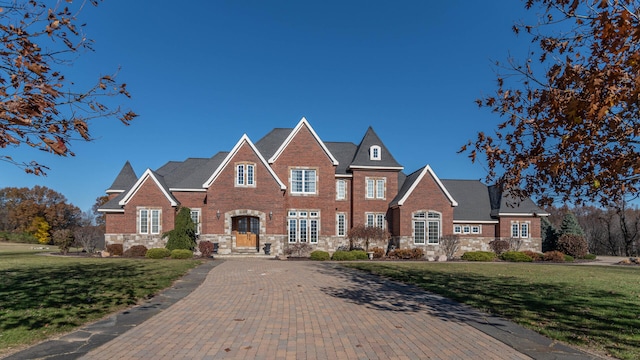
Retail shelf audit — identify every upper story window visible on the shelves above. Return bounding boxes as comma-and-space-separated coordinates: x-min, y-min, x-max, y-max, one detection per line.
370, 145, 381, 160
291, 169, 317, 195
336, 179, 346, 200
366, 177, 386, 199
236, 163, 255, 187
139, 208, 161, 235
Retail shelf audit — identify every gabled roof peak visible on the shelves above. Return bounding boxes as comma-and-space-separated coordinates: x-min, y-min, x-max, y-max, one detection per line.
106, 161, 138, 193
349, 126, 403, 170
118, 169, 179, 207
267, 117, 339, 165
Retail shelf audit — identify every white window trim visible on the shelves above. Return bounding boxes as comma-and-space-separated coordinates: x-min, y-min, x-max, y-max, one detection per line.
413, 210, 441, 245
365, 212, 385, 229
511, 221, 530, 238
190, 209, 201, 235
139, 208, 161, 235
288, 210, 320, 243
236, 163, 256, 187
336, 179, 346, 200
365, 177, 386, 200
370, 145, 381, 160
336, 213, 347, 236
290, 168, 317, 195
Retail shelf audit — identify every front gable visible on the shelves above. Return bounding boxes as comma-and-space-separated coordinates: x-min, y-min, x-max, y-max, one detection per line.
394, 165, 457, 208
119, 169, 178, 207
268, 117, 338, 166
203, 134, 286, 190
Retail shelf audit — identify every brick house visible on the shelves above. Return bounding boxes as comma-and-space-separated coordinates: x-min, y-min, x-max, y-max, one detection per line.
99, 117, 546, 256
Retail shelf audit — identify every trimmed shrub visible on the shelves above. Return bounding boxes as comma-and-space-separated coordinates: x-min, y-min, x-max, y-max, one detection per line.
146, 248, 171, 259
500, 251, 533, 262
388, 248, 424, 260
198, 241, 214, 258
371, 247, 385, 259
351, 250, 369, 260
331, 250, 355, 261
489, 239, 510, 254
310, 250, 330, 261
564, 254, 575, 262
557, 233, 588, 258
543, 250, 566, 262
123, 245, 148, 257
106, 244, 123, 256
171, 249, 194, 259
461, 251, 496, 262
583, 253, 597, 260
521, 250, 543, 261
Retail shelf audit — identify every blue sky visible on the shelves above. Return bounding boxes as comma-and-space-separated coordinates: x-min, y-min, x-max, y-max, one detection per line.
1, 1, 538, 212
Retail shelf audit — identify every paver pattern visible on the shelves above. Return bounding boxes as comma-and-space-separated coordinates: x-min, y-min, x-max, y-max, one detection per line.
81, 259, 531, 360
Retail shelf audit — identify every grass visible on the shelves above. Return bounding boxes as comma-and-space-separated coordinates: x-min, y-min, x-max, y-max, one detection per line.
0, 242, 201, 356
346, 262, 640, 360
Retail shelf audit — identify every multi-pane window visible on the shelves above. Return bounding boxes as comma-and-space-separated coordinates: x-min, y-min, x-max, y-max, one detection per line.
139, 209, 161, 234
291, 169, 316, 194
190, 209, 201, 235
511, 221, 530, 238
365, 177, 386, 199
454, 224, 482, 235
236, 163, 255, 186
366, 213, 385, 229
370, 145, 381, 160
336, 180, 346, 200
413, 211, 440, 244
336, 213, 346, 236
288, 210, 319, 243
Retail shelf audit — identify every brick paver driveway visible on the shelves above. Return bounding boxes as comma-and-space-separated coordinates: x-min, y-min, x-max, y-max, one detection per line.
81, 259, 531, 360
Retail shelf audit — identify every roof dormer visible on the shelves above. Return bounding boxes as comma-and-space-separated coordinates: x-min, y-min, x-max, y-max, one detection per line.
370, 145, 381, 161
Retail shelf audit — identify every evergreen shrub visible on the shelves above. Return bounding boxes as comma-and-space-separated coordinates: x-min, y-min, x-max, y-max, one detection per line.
500, 251, 533, 262
146, 248, 171, 259
461, 251, 496, 262
309, 250, 330, 261
331, 250, 355, 261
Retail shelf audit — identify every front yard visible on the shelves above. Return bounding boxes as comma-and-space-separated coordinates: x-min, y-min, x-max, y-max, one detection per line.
0, 242, 201, 356
347, 261, 640, 360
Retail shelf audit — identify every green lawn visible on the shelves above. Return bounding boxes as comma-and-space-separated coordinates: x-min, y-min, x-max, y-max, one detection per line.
0, 242, 201, 356
346, 262, 640, 360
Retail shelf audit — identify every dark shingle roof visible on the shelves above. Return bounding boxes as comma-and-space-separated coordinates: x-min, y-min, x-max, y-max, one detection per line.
107, 161, 137, 192
99, 192, 126, 211
390, 167, 423, 207
325, 142, 357, 175
350, 127, 402, 169
255, 128, 293, 161
441, 180, 494, 222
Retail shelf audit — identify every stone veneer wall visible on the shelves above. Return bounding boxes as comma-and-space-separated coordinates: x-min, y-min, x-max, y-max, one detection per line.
394, 236, 542, 258
104, 233, 166, 251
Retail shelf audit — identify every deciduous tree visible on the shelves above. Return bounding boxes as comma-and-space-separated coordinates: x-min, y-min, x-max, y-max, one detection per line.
462, 0, 640, 206
347, 224, 390, 252
0, 0, 137, 174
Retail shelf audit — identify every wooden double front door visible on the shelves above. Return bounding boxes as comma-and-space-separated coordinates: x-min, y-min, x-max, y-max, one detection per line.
232, 216, 260, 249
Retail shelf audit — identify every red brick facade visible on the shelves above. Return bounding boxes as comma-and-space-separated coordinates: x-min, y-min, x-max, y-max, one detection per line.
101, 118, 543, 256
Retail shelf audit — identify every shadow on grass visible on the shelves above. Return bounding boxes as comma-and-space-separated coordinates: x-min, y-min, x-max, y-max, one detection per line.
316, 263, 638, 359
0, 261, 147, 333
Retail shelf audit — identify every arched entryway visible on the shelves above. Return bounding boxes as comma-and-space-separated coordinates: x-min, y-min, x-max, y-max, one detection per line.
232, 215, 260, 250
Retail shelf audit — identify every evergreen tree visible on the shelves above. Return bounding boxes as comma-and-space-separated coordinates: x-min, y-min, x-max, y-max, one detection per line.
541, 216, 558, 252
560, 212, 585, 237
163, 207, 197, 251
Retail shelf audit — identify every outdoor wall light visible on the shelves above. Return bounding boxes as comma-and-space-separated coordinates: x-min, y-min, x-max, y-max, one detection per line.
216, 210, 220, 220
269, 211, 273, 220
